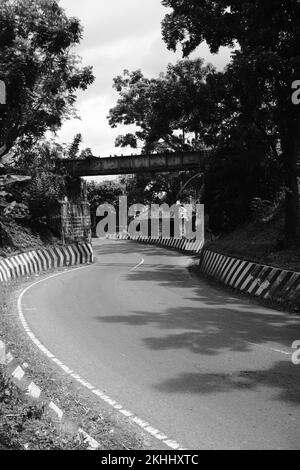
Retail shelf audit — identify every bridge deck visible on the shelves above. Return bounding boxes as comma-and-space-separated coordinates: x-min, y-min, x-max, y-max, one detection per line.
56, 151, 209, 177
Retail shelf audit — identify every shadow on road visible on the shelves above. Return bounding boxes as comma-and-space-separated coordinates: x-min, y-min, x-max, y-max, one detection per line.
93, 240, 300, 405
152, 362, 300, 404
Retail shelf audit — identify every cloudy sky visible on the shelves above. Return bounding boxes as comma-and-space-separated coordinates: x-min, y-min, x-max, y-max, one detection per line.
57, 0, 231, 157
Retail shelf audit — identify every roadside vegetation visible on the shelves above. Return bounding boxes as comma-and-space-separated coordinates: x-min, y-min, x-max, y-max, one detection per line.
1, 0, 299, 268
0, 369, 88, 450
205, 216, 300, 273
0, 0, 299, 449
0, 0, 94, 254
105, 1, 300, 266
0, 0, 96, 450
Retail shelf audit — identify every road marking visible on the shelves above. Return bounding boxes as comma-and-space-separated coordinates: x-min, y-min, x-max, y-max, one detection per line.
270, 349, 291, 355
129, 255, 145, 272
17, 264, 185, 450
247, 341, 291, 356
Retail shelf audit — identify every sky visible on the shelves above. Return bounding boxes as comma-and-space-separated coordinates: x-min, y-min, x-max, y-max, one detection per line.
56, 0, 231, 159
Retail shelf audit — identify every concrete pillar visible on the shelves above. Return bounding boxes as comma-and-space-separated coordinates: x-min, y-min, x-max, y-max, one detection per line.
61, 201, 91, 244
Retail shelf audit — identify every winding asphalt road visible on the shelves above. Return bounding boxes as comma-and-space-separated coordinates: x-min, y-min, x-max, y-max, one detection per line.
20, 239, 300, 449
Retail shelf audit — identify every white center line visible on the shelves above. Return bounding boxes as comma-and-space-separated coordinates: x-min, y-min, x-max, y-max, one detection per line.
247, 341, 291, 356
129, 255, 145, 272
270, 348, 291, 356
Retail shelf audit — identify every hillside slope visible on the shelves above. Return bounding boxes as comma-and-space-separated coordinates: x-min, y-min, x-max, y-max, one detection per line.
205, 215, 300, 272
0, 218, 60, 258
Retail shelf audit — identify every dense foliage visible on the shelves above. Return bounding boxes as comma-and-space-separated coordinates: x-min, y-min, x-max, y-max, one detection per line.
108, 60, 216, 152
108, 57, 283, 234
108, 1, 300, 242
0, 0, 94, 244
0, 0, 94, 160
161, 0, 300, 243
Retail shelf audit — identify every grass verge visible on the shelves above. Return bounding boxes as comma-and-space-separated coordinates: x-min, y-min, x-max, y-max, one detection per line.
0, 369, 88, 450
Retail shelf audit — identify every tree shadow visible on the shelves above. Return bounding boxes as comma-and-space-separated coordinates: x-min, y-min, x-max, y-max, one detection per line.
94, 302, 299, 353
93, 302, 300, 404
91, 239, 300, 405
153, 361, 300, 404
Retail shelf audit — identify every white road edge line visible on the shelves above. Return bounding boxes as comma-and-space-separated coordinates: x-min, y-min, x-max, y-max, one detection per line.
17, 263, 185, 451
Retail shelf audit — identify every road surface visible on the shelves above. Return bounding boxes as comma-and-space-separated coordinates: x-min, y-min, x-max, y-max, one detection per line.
20, 239, 300, 449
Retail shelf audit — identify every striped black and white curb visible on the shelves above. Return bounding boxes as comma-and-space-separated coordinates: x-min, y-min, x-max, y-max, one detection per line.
198, 249, 300, 307
107, 233, 203, 254
109, 234, 300, 307
0, 243, 94, 283
0, 339, 100, 450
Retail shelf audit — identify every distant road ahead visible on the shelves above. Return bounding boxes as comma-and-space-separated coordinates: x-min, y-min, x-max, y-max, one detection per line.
21, 239, 300, 449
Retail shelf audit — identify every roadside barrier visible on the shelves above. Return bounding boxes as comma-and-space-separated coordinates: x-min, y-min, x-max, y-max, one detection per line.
108, 233, 203, 254
0, 243, 94, 283
198, 249, 300, 308
103, 235, 300, 308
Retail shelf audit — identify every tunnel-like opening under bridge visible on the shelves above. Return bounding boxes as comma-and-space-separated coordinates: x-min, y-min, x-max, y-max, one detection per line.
56, 150, 209, 244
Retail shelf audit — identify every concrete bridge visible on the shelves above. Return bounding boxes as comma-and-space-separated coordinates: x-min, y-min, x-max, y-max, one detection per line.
56, 150, 210, 177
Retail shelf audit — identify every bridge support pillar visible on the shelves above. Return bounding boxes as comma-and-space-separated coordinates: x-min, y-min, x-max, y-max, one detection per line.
60, 177, 91, 244
61, 200, 91, 245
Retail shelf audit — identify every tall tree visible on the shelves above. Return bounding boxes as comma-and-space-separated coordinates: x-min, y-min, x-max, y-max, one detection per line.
18, 139, 66, 225
108, 59, 216, 152
68, 133, 82, 159
162, 0, 300, 244
0, 0, 94, 161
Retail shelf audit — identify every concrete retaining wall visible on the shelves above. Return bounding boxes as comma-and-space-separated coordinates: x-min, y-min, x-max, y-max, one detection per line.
0, 243, 94, 283
199, 249, 300, 308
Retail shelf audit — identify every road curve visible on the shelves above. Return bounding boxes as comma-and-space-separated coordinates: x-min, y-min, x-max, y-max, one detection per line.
20, 239, 300, 449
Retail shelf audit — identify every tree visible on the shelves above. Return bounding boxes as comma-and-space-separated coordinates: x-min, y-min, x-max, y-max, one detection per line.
15, 139, 66, 227
162, 0, 300, 244
68, 133, 82, 159
0, 0, 94, 161
200, 63, 283, 233
108, 59, 216, 153
87, 180, 123, 208
108, 59, 217, 208
79, 147, 93, 159
108, 56, 280, 222
87, 180, 123, 235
